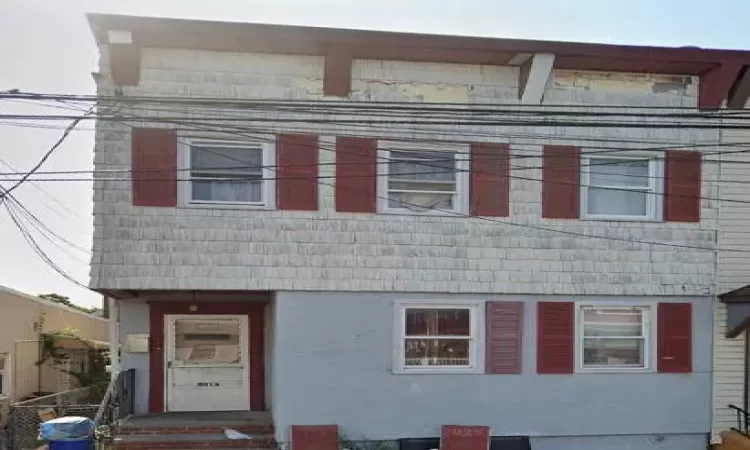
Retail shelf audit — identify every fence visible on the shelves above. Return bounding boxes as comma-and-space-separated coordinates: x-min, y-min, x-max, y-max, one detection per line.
0, 396, 10, 426
0, 396, 9, 450
3, 386, 101, 450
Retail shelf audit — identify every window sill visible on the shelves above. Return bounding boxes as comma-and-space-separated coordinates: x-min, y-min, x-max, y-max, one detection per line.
393, 367, 482, 375
575, 367, 655, 374
378, 208, 466, 218
179, 202, 275, 211
580, 215, 663, 223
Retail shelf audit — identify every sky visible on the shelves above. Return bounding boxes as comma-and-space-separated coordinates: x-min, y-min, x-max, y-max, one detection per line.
0, 0, 749, 308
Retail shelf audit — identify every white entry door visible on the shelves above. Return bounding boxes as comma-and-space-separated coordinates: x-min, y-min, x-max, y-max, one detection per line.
165, 315, 250, 412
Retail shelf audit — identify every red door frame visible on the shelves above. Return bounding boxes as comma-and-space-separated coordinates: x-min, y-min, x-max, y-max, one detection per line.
148, 301, 266, 413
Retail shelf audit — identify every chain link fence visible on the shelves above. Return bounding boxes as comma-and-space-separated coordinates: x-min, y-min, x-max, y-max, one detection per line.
2, 387, 99, 450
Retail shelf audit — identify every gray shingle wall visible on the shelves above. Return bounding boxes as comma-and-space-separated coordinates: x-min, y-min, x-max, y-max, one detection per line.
90, 47, 719, 295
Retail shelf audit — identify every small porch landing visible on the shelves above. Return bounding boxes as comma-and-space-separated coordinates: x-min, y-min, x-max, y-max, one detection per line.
114, 411, 275, 449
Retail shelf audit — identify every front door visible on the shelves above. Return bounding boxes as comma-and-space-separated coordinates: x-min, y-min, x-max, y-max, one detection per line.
165, 315, 250, 412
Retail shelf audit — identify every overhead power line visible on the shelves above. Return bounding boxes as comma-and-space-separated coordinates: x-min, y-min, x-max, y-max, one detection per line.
0, 107, 92, 201
0, 156, 83, 219
5, 91, 750, 114
1, 187, 90, 288
5, 113, 750, 129
8, 108, 731, 207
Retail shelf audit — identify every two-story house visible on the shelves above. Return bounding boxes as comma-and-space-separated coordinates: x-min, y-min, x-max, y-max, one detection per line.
87, 13, 750, 450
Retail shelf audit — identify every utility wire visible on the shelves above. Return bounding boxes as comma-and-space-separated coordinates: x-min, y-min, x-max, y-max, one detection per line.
78, 113, 750, 206
6, 109, 729, 210
2, 188, 89, 288
84, 116, 738, 252
9, 97, 748, 161
6, 91, 750, 113
2, 98, 743, 255
0, 157, 83, 219
0, 107, 92, 201
6, 113, 750, 129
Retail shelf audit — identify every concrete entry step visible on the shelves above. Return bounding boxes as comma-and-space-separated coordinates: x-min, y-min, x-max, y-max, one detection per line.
113, 433, 276, 449
114, 411, 275, 449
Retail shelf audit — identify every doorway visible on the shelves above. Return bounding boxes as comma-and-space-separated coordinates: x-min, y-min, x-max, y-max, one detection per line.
165, 315, 250, 412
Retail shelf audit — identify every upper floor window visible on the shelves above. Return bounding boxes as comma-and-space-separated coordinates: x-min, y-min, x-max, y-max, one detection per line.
577, 305, 652, 371
393, 301, 483, 374
184, 141, 275, 207
581, 156, 662, 220
378, 144, 469, 214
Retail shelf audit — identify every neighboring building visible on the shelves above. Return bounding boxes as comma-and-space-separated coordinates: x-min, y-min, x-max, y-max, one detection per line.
87, 13, 750, 450
712, 125, 750, 441
0, 286, 108, 402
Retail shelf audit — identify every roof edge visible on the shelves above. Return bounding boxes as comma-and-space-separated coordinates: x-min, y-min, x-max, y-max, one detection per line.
0, 285, 107, 322
85, 13, 750, 64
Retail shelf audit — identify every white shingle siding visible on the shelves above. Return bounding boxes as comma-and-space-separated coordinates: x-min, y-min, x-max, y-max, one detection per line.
91, 48, 719, 298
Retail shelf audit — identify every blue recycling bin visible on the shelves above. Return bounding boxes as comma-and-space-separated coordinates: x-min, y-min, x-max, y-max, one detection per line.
40, 416, 95, 450
48, 440, 93, 450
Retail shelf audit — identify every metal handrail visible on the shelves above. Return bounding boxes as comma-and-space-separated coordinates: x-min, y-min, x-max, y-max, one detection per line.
93, 372, 119, 427
93, 369, 136, 430
729, 404, 750, 436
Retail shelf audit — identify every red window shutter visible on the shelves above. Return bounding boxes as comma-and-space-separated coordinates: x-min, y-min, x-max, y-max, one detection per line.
664, 151, 701, 222
324, 50, 352, 97
335, 137, 377, 213
131, 128, 177, 207
537, 301, 574, 374
470, 143, 509, 217
277, 133, 319, 211
486, 301, 523, 374
542, 146, 580, 219
657, 303, 692, 373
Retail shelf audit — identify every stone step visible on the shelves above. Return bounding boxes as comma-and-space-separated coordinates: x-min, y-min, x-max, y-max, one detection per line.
113, 433, 276, 449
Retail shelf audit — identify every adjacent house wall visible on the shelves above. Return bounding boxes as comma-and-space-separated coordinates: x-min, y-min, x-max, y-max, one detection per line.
713, 126, 750, 440
0, 287, 108, 400
271, 291, 711, 449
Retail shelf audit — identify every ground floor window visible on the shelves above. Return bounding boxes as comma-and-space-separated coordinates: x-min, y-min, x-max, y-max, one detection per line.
393, 301, 483, 374
577, 304, 652, 371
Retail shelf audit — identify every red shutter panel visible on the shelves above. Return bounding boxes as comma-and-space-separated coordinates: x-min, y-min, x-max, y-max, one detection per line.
131, 128, 177, 207
470, 143, 509, 217
324, 49, 352, 97
277, 133, 319, 211
657, 303, 692, 373
486, 301, 523, 374
664, 151, 702, 222
335, 137, 377, 213
537, 301, 574, 374
542, 146, 580, 219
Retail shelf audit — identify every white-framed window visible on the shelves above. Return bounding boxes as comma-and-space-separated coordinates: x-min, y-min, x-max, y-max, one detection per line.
393, 300, 484, 374
576, 304, 654, 372
581, 156, 663, 220
0, 353, 8, 396
378, 142, 469, 215
180, 140, 275, 207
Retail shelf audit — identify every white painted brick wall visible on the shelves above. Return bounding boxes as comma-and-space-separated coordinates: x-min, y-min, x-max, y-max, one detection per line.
90, 47, 720, 296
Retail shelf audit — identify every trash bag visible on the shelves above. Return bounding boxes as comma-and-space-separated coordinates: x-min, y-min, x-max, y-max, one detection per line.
40, 416, 95, 442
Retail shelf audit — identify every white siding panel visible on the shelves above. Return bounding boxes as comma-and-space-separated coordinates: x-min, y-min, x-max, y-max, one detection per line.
713, 128, 750, 442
